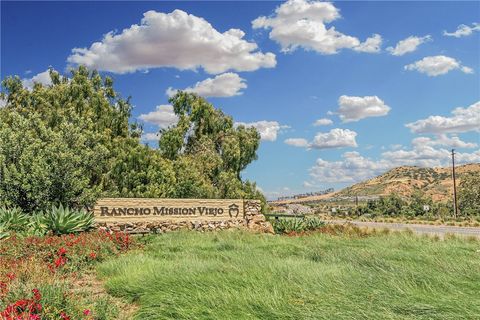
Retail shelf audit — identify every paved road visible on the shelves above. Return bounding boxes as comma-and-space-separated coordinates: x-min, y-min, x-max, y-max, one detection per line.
328, 220, 480, 238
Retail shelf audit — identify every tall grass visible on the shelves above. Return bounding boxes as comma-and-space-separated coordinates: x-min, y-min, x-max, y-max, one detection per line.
97, 231, 480, 319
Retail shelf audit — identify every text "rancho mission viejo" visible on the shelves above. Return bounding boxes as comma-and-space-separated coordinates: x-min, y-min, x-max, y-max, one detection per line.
99, 204, 242, 218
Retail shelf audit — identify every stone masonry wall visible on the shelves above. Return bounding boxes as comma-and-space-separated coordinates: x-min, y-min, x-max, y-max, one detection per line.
96, 199, 273, 234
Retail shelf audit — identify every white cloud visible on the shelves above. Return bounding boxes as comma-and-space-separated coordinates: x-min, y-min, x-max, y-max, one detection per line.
68, 10, 276, 74
461, 66, 474, 74
252, 0, 381, 54
22, 70, 52, 90
314, 118, 333, 126
412, 135, 477, 149
166, 73, 247, 98
310, 128, 358, 149
353, 34, 383, 53
310, 151, 390, 183
382, 143, 480, 168
337, 95, 390, 122
235, 120, 288, 141
406, 101, 480, 134
0, 98, 6, 108
138, 105, 179, 129
443, 23, 480, 38
386, 35, 431, 56
404, 55, 473, 76
285, 138, 309, 147
142, 132, 160, 142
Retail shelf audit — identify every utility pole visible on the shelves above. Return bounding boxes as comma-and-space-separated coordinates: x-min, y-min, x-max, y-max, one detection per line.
451, 149, 458, 219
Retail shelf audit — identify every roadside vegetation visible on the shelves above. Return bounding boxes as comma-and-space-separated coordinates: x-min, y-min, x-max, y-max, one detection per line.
0, 67, 264, 214
268, 216, 325, 234
311, 174, 480, 226
97, 230, 480, 320
0, 230, 133, 319
0, 66, 265, 319
1, 67, 479, 320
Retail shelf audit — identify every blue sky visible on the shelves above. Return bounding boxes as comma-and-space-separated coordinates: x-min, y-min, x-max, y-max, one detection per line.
2, 1, 479, 199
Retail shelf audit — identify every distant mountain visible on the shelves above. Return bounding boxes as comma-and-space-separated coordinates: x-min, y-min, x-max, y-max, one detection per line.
270, 163, 480, 205
335, 163, 479, 202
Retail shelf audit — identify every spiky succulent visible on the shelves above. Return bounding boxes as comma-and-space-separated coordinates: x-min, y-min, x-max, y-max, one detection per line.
0, 207, 30, 233
42, 204, 94, 235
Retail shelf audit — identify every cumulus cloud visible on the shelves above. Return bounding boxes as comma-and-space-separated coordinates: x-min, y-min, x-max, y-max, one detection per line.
412, 135, 477, 149
386, 35, 431, 56
337, 95, 390, 122
138, 105, 179, 129
287, 128, 358, 149
404, 55, 473, 76
22, 70, 52, 90
314, 118, 333, 126
382, 143, 480, 168
68, 10, 276, 74
166, 73, 247, 98
252, 0, 381, 54
142, 132, 160, 142
285, 138, 309, 147
405, 101, 480, 134
353, 34, 383, 53
310, 128, 358, 149
310, 151, 390, 183
443, 23, 480, 38
235, 121, 288, 141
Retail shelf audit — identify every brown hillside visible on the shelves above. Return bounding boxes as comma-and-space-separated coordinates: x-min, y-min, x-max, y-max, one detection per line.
336, 163, 480, 202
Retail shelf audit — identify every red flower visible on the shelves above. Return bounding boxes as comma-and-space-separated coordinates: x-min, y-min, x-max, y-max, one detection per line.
88, 252, 97, 260
32, 288, 41, 301
57, 247, 67, 256
55, 256, 67, 268
83, 309, 91, 316
6, 272, 16, 281
60, 312, 71, 320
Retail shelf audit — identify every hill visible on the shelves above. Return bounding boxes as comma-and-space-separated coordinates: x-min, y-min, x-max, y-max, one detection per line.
337, 163, 479, 202
270, 163, 480, 204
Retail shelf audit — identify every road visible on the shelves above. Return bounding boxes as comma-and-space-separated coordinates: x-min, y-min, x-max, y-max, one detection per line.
328, 220, 480, 238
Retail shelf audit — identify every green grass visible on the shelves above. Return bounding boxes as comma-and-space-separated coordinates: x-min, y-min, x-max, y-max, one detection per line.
97, 230, 480, 319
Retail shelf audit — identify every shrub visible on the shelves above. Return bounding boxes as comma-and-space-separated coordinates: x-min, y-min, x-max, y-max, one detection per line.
42, 205, 94, 235
270, 216, 326, 234
0, 207, 30, 235
304, 216, 326, 230
272, 218, 305, 234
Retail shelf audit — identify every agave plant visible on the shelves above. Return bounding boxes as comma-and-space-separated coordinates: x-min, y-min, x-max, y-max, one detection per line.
0, 207, 30, 233
42, 205, 94, 235
28, 213, 49, 236
272, 218, 306, 234
0, 223, 10, 240
304, 216, 325, 231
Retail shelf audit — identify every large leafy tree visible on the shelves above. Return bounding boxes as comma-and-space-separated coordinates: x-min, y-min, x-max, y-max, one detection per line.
0, 67, 173, 211
159, 92, 263, 200
0, 68, 264, 212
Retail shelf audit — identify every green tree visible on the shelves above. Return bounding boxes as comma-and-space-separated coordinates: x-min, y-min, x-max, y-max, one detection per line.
0, 68, 265, 212
458, 172, 480, 216
0, 67, 170, 212
159, 91, 262, 200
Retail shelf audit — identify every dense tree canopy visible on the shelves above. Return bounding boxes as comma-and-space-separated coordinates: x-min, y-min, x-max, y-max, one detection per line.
459, 172, 480, 215
0, 67, 264, 212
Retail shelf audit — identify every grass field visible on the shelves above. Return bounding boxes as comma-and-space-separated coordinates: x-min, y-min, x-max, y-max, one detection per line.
97, 230, 480, 320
